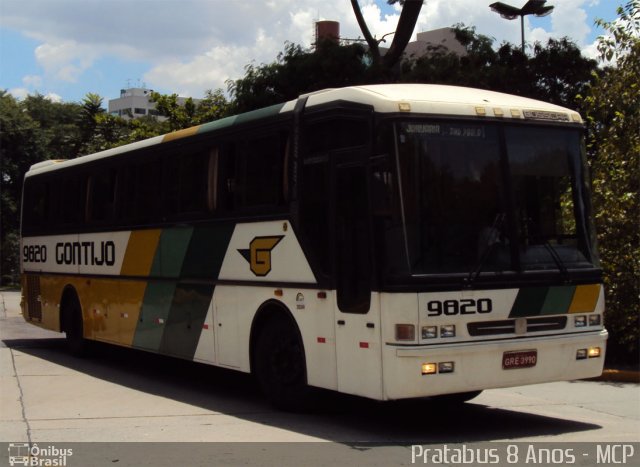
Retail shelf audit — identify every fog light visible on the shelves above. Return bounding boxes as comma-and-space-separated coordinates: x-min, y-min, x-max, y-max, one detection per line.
421, 363, 437, 375
422, 326, 437, 339
440, 325, 456, 338
438, 362, 455, 373
588, 314, 601, 326
395, 324, 415, 341
588, 347, 601, 358
574, 316, 587, 327
576, 349, 587, 360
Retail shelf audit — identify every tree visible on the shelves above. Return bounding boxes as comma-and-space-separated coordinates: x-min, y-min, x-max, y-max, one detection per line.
402, 25, 597, 111
351, 0, 424, 72
0, 92, 48, 283
150, 89, 231, 130
582, 0, 639, 364
228, 41, 368, 113
77, 93, 106, 155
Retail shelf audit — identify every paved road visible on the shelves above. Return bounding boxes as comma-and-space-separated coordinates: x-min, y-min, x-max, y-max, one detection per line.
1, 290, 639, 465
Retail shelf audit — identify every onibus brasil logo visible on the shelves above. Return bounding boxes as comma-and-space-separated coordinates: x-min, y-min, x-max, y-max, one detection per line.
8, 443, 73, 466
238, 236, 284, 276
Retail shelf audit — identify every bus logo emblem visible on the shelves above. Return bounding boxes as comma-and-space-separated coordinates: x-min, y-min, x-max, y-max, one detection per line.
238, 236, 284, 276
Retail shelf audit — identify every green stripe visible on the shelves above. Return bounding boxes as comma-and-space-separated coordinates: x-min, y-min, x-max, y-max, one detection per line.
197, 115, 238, 134
196, 103, 285, 136
159, 283, 213, 359
509, 287, 549, 318
133, 281, 177, 351
150, 227, 194, 278
540, 286, 575, 315
181, 224, 235, 279
234, 103, 286, 125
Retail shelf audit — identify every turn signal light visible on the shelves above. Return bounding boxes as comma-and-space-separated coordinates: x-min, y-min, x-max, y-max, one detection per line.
395, 324, 416, 341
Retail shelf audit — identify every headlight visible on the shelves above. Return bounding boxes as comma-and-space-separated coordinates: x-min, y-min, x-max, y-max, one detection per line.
588, 314, 601, 326
421, 326, 437, 339
440, 324, 456, 338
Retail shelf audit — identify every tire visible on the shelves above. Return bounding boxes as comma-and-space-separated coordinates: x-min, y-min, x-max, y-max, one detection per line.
254, 316, 311, 411
63, 294, 87, 357
432, 390, 482, 404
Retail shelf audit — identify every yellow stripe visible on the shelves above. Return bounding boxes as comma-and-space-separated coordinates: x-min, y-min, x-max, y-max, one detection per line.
568, 284, 601, 313
162, 125, 200, 142
120, 229, 162, 276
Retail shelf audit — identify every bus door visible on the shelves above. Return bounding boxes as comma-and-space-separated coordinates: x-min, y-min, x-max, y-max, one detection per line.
332, 150, 384, 400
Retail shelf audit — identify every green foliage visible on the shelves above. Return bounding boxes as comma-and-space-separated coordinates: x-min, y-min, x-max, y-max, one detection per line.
150, 88, 231, 131
0, 91, 48, 283
228, 41, 369, 113
403, 25, 598, 111
582, 1, 639, 364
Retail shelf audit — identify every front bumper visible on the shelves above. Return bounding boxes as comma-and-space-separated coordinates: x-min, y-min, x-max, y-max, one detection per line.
382, 330, 608, 400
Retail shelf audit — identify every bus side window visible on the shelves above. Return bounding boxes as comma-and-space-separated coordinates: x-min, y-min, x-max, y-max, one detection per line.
207, 148, 219, 212
164, 147, 211, 217
60, 176, 84, 226
22, 179, 49, 234
87, 168, 118, 223
218, 142, 236, 211
234, 131, 288, 209
122, 160, 161, 223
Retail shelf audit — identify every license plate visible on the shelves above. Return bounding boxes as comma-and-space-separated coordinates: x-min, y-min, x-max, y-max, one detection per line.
502, 350, 537, 369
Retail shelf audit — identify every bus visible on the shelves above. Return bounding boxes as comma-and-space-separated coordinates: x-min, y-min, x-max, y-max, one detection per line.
20, 84, 607, 409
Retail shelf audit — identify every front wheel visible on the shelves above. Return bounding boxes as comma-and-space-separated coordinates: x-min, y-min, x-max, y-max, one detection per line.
254, 317, 311, 411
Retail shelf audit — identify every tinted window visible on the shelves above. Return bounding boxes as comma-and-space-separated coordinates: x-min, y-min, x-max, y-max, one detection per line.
88, 168, 118, 222
232, 131, 288, 209
121, 159, 162, 223
165, 148, 213, 216
22, 179, 49, 233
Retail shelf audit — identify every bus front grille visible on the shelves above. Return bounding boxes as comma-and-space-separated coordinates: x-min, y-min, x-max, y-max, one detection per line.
468, 316, 567, 336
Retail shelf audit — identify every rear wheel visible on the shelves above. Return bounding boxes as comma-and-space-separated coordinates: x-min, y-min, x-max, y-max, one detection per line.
63, 293, 87, 357
254, 317, 311, 411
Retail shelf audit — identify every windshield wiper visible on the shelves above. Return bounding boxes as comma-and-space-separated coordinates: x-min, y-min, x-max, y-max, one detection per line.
465, 213, 506, 288
543, 240, 571, 283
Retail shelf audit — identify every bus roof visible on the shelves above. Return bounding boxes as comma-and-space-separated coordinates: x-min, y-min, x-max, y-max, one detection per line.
26, 84, 582, 177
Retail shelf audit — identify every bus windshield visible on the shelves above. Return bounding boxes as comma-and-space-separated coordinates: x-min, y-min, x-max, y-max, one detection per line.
376, 120, 598, 279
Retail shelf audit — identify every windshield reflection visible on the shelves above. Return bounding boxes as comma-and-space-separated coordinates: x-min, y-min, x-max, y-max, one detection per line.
374, 120, 597, 279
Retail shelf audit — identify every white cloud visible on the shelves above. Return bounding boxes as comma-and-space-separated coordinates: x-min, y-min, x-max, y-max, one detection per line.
1, 0, 601, 98
44, 92, 62, 103
22, 75, 42, 88
34, 41, 96, 82
8, 87, 29, 100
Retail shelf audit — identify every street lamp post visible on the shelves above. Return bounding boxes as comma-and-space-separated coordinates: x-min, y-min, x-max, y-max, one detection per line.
489, 0, 554, 54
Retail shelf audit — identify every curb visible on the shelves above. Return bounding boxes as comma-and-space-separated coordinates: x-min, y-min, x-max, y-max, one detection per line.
589, 369, 640, 383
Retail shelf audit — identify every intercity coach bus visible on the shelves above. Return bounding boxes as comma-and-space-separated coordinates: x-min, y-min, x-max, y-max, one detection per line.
20, 84, 607, 409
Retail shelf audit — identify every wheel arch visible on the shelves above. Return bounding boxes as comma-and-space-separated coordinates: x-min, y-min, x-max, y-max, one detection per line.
248, 299, 306, 379
59, 284, 81, 333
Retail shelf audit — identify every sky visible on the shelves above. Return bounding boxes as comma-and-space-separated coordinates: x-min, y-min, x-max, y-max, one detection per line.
0, 0, 621, 104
